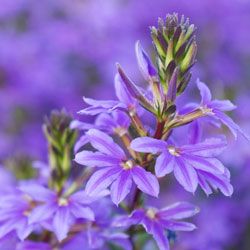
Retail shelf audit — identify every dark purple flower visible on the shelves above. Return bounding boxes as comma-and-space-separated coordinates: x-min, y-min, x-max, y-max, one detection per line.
75, 129, 159, 205
19, 184, 107, 241
131, 137, 233, 196
114, 202, 199, 250
197, 80, 249, 140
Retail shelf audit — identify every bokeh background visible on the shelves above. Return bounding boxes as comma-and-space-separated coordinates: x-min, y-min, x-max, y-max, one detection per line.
0, 0, 250, 249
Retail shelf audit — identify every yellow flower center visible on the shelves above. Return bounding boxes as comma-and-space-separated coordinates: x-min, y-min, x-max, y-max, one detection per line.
146, 208, 157, 219
122, 160, 134, 170
58, 197, 69, 206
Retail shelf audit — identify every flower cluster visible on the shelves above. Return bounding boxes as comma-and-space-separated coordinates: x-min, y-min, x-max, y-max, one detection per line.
0, 13, 247, 250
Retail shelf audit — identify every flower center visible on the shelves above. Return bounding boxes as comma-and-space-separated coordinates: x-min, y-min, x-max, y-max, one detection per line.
146, 208, 157, 219
58, 197, 69, 206
168, 146, 180, 156
200, 106, 213, 115
122, 160, 134, 170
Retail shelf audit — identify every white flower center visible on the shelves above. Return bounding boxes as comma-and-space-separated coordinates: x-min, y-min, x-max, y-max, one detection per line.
168, 146, 180, 156
200, 106, 213, 115
58, 197, 69, 206
122, 160, 134, 170
146, 208, 157, 219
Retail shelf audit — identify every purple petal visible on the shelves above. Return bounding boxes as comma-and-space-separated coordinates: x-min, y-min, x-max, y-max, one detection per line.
19, 184, 55, 202
197, 173, 213, 196
70, 204, 94, 221
158, 202, 199, 220
161, 220, 196, 232
183, 155, 225, 175
53, 207, 72, 242
214, 110, 250, 140
74, 135, 89, 153
70, 120, 93, 130
131, 137, 167, 154
75, 151, 120, 167
181, 138, 227, 157
199, 171, 233, 196
211, 99, 236, 111
95, 113, 117, 133
110, 170, 133, 206
135, 41, 157, 81
114, 73, 136, 107
131, 166, 159, 197
174, 158, 198, 193
16, 219, 34, 240
87, 129, 126, 159
147, 222, 170, 250
112, 110, 130, 130
155, 152, 174, 177
197, 79, 212, 104
29, 204, 57, 224
188, 121, 202, 144
0, 220, 16, 238
85, 167, 122, 196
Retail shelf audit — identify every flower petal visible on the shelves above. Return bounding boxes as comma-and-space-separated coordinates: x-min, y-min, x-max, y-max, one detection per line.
155, 152, 174, 177
85, 167, 122, 196
110, 170, 132, 206
211, 99, 236, 112
131, 137, 167, 154
174, 158, 198, 193
131, 166, 159, 197
75, 151, 120, 167
29, 204, 57, 224
87, 129, 126, 159
70, 204, 94, 221
161, 220, 196, 232
197, 79, 212, 104
158, 202, 199, 220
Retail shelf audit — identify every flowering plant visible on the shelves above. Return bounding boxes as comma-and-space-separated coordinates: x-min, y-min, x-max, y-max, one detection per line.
0, 14, 247, 250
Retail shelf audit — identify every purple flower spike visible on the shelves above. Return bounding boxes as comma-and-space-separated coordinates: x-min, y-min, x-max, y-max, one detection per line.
197, 80, 250, 140
131, 137, 233, 196
135, 41, 157, 82
114, 202, 199, 250
75, 129, 159, 205
19, 184, 107, 242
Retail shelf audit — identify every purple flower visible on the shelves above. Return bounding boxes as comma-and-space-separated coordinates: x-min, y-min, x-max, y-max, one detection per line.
17, 241, 51, 250
19, 184, 107, 241
131, 137, 233, 196
75, 129, 159, 205
114, 202, 199, 250
197, 80, 249, 140
0, 190, 36, 241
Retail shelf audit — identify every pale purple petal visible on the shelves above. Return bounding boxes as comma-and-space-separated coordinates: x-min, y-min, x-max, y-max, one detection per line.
19, 184, 55, 202
214, 110, 250, 140
29, 204, 57, 224
114, 73, 136, 107
95, 113, 116, 132
181, 138, 227, 157
211, 99, 236, 111
16, 219, 33, 240
110, 170, 133, 206
161, 220, 196, 232
70, 204, 94, 221
75, 151, 120, 167
53, 207, 72, 242
174, 158, 198, 193
87, 129, 126, 159
155, 152, 174, 177
70, 120, 93, 130
131, 137, 167, 154
197, 79, 212, 104
148, 223, 169, 250
85, 167, 122, 196
113, 110, 130, 130
74, 135, 89, 153
188, 121, 202, 144
158, 202, 199, 220
135, 41, 157, 81
131, 166, 159, 197
197, 174, 213, 196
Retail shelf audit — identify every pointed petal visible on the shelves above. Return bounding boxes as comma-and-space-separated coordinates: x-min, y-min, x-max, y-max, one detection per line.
158, 202, 199, 220
110, 170, 132, 206
161, 220, 196, 232
182, 137, 227, 157
95, 113, 116, 132
188, 121, 202, 144
87, 129, 126, 159
75, 151, 120, 167
197, 173, 213, 196
85, 167, 122, 196
29, 204, 57, 224
131, 166, 159, 197
70, 120, 93, 130
16, 219, 33, 240
70, 204, 94, 221
155, 152, 174, 177
174, 158, 198, 193
74, 135, 89, 153
135, 41, 157, 82
211, 99, 236, 111
214, 110, 250, 140
197, 79, 212, 104
114, 73, 136, 107
19, 184, 55, 202
53, 207, 72, 242
131, 137, 167, 154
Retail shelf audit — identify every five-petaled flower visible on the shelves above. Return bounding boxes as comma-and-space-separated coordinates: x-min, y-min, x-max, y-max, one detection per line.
75, 129, 159, 205
113, 202, 199, 250
131, 136, 233, 196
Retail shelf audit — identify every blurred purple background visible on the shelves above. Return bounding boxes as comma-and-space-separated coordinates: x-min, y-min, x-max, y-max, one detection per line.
0, 1, 250, 249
